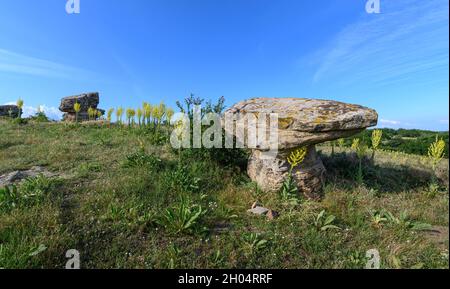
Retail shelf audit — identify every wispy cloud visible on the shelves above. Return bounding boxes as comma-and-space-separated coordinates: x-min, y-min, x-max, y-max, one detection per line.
380, 119, 401, 126
312, 0, 449, 86
0, 48, 92, 79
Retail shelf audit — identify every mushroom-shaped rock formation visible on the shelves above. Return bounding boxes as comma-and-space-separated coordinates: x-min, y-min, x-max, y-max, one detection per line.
0, 105, 20, 118
224, 98, 378, 199
59, 92, 104, 122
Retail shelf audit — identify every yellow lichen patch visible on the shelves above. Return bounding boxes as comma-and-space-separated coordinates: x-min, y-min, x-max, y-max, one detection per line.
278, 117, 294, 129
313, 116, 329, 124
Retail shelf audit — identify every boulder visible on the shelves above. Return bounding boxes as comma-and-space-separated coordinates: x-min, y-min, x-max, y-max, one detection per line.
0, 166, 59, 187
0, 105, 20, 118
59, 92, 100, 113
224, 98, 378, 199
59, 92, 104, 122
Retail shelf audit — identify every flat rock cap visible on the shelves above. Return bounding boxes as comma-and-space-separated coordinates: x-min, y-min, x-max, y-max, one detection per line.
226, 98, 378, 132
224, 98, 379, 149
59, 92, 100, 113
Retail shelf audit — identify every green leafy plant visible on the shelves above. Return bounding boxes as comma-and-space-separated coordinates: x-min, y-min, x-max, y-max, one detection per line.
241, 233, 268, 257
157, 196, 207, 235
0, 175, 56, 212
313, 210, 341, 231
0, 185, 20, 211
369, 210, 388, 228
280, 175, 299, 206
162, 165, 201, 194
384, 210, 432, 231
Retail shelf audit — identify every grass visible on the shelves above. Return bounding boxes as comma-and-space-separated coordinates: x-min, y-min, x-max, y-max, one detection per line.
0, 118, 448, 269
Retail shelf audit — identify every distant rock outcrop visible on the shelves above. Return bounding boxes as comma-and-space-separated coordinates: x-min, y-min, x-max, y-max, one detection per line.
59, 92, 104, 122
0, 105, 20, 118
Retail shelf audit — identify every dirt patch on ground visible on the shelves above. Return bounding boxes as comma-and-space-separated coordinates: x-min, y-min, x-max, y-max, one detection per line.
422, 226, 449, 250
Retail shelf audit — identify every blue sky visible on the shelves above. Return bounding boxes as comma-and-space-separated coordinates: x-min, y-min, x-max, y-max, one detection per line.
0, 0, 448, 130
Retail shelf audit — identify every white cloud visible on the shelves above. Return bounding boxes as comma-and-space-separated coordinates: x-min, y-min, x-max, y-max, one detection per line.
380, 119, 401, 125
3, 102, 62, 120
439, 119, 449, 124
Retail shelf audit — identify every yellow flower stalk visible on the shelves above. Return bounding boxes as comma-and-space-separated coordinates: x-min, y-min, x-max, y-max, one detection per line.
428, 136, 446, 170
371, 130, 383, 160
136, 108, 143, 127
16, 98, 24, 119
107, 108, 114, 123
144, 103, 152, 126
351, 138, 368, 184
116, 107, 124, 125
166, 108, 174, 124
126, 108, 136, 127
287, 147, 308, 172
74, 102, 81, 122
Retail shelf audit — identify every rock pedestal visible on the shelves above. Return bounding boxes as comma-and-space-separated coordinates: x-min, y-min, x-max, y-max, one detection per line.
59, 92, 104, 122
248, 146, 326, 199
224, 98, 378, 199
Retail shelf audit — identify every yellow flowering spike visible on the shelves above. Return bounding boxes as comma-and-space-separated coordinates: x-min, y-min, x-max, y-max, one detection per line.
74, 102, 81, 113
371, 130, 383, 150
287, 147, 308, 169
351, 138, 360, 151
166, 108, 174, 123
428, 136, 446, 169
16, 98, 24, 109
107, 108, 114, 122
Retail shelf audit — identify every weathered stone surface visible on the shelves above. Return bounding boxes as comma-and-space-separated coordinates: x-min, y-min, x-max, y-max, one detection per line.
247, 206, 270, 215
248, 146, 326, 199
62, 109, 105, 122
0, 105, 20, 118
225, 97, 378, 199
0, 166, 58, 187
59, 92, 100, 113
226, 98, 378, 149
